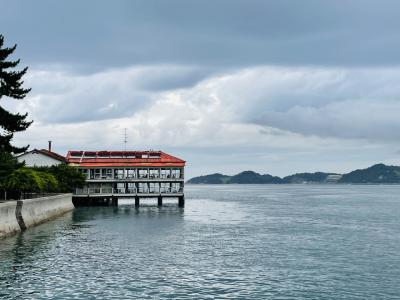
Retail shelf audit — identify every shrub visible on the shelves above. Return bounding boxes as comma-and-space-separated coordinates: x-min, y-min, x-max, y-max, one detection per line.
5, 168, 44, 198
33, 164, 86, 193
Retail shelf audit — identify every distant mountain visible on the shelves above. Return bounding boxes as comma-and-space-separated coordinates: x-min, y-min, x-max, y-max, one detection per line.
229, 171, 283, 184
283, 172, 340, 183
186, 173, 230, 184
187, 163, 400, 184
339, 164, 400, 184
186, 171, 283, 184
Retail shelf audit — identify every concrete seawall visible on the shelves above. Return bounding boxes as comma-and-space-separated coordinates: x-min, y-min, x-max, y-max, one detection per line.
0, 201, 21, 238
0, 194, 73, 239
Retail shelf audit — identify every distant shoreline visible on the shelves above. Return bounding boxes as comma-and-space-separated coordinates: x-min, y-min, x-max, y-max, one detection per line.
186, 183, 400, 185
187, 163, 400, 185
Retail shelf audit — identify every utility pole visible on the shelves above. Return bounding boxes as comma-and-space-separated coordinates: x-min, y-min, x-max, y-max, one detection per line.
124, 128, 127, 151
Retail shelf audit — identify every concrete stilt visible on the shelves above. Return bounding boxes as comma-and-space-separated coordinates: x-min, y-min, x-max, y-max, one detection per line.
135, 196, 140, 207
158, 196, 163, 206
178, 195, 185, 207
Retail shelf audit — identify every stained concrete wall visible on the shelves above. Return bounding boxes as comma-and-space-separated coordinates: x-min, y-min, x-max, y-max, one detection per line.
0, 201, 21, 238
19, 194, 74, 228
0, 194, 73, 239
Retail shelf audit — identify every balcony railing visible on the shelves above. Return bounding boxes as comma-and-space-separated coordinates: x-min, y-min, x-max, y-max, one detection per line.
86, 176, 184, 181
75, 187, 183, 195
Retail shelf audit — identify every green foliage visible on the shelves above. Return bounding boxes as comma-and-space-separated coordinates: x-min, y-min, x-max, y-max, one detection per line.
4, 167, 59, 198
36, 171, 59, 192
33, 164, 86, 192
0, 34, 32, 154
0, 154, 84, 198
0, 150, 24, 189
5, 168, 44, 193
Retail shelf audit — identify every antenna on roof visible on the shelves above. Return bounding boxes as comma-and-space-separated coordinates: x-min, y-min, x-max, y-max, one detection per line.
124, 128, 127, 151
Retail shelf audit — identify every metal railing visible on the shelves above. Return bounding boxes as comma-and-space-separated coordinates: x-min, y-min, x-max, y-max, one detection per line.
74, 187, 184, 195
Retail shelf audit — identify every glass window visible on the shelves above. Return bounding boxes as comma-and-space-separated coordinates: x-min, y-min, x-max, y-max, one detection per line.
149, 169, 159, 178
138, 169, 148, 178
126, 169, 136, 178
138, 182, 148, 193
116, 182, 125, 193
114, 169, 124, 179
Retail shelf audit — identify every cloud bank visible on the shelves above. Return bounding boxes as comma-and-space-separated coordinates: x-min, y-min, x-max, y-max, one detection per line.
3, 65, 399, 177
2, 0, 400, 177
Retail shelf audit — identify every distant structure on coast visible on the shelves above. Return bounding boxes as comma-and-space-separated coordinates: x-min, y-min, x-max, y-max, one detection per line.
67, 150, 186, 207
16, 141, 66, 167
325, 174, 342, 183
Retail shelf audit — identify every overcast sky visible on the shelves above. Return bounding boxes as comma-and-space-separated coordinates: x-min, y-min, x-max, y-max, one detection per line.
2, 0, 400, 178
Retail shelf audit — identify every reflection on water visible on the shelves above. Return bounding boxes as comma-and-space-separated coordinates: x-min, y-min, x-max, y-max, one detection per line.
1, 185, 400, 299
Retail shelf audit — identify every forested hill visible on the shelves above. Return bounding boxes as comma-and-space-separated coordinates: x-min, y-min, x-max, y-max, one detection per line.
338, 164, 400, 183
187, 164, 400, 184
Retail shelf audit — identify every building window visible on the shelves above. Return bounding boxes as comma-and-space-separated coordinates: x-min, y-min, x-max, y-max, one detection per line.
160, 182, 170, 193
149, 182, 159, 193
149, 169, 159, 178
89, 183, 101, 194
160, 169, 171, 178
101, 169, 113, 179
127, 182, 136, 193
171, 169, 181, 178
126, 169, 136, 179
138, 169, 148, 178
116, 182, 125, 194
114, 169, 124, 179
138, 182, 148, 193
90, 169, 101, 179
101, 183, 113, 194
171, 183, 181, 193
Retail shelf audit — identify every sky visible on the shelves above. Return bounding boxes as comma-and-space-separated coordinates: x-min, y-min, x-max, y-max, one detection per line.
1, 0, 400, 178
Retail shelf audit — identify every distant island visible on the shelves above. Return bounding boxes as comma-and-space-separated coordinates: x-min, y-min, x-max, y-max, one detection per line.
187, 163, 400, 184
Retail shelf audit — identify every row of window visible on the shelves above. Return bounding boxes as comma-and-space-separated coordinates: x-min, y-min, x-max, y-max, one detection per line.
79, 168, 183, 180
76, 182, 183, 195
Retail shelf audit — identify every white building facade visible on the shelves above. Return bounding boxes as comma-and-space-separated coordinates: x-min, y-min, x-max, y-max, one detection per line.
17, 149, 66, 167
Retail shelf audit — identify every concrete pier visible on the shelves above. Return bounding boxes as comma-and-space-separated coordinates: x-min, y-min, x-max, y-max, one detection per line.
158, 196, 163, 206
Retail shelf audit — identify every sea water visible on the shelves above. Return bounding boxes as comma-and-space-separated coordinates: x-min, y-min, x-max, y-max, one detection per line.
0, 185, 400, 299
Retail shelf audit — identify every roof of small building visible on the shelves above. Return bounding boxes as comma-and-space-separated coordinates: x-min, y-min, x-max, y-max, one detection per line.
17, 149, 67, 163
66, 150, 185, 167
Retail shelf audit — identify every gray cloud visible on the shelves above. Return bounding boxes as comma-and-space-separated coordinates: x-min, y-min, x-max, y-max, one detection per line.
3, 1, 400, 177
15, 65, 400, 141
2, 0, 400, 73
17, 65, 213, 123
257, 99, 400, 141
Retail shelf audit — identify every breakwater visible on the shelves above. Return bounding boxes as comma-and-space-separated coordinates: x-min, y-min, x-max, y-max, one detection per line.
0, 194, 73, 239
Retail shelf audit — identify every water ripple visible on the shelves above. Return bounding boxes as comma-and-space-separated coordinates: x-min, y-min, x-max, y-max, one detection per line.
1, 185, 400, 299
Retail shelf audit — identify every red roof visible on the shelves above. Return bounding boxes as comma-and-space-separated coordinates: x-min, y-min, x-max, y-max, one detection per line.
66, 150, 185, 167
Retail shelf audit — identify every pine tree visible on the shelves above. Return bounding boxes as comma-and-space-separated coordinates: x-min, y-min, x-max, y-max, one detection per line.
0, 34, 32, 154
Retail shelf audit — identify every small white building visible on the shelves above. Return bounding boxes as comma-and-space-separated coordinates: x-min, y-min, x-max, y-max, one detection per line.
326, 174, 343, 183
17, 147, 66, 167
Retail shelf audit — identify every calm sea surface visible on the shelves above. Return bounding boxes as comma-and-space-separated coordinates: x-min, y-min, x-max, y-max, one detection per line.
1, 185, 400, 299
